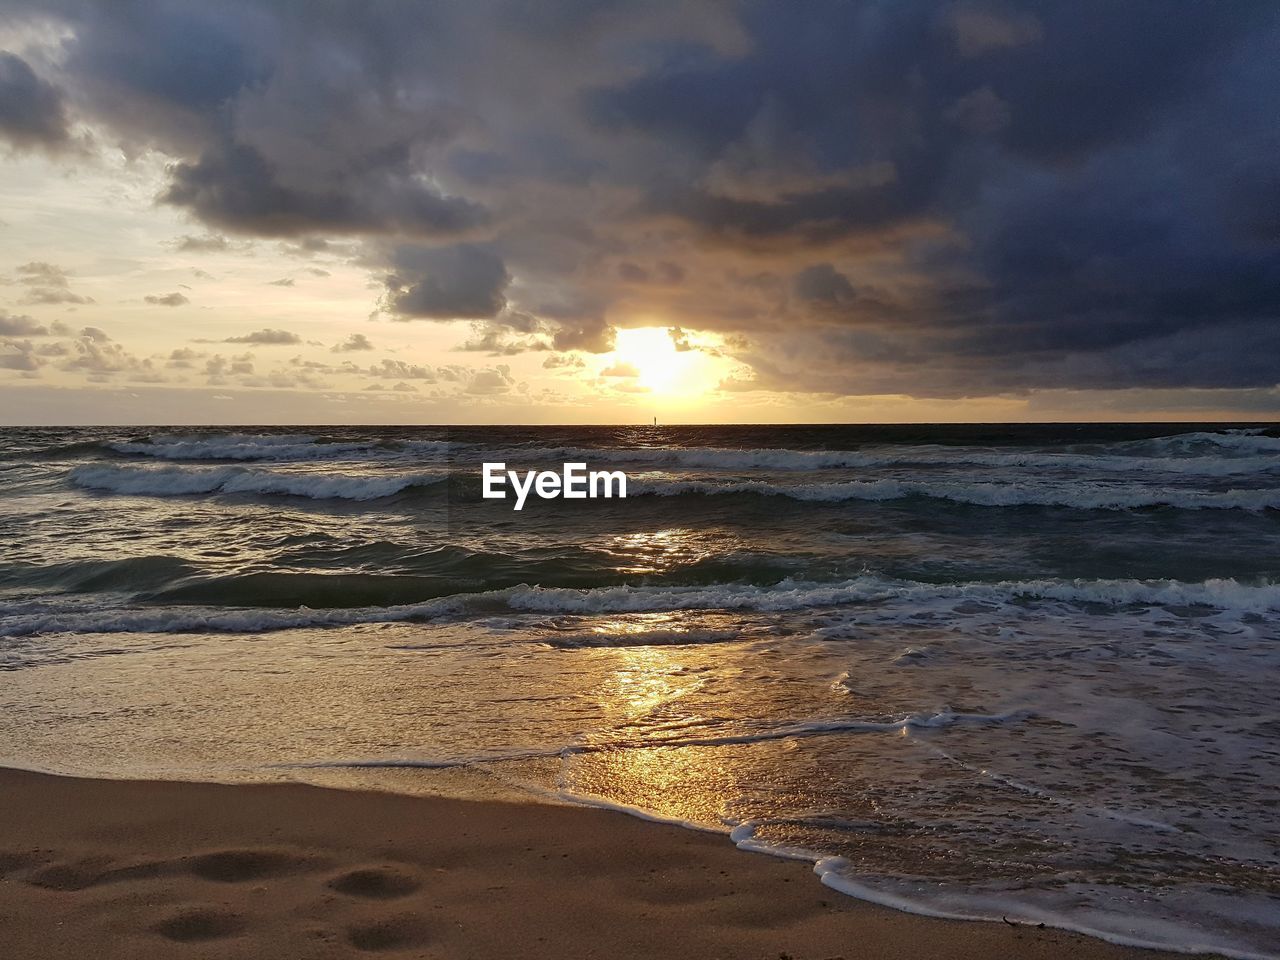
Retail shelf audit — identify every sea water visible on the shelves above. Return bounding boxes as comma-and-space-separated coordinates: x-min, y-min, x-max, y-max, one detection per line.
1, 423, 1277, 957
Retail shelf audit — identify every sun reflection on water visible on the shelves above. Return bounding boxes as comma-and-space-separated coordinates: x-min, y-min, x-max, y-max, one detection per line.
559, 634, 753, 826
599, 527, 731, 575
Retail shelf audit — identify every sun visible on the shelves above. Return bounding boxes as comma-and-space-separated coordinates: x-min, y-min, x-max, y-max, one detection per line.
611, 326, 691, 393
597, 325, 738, 403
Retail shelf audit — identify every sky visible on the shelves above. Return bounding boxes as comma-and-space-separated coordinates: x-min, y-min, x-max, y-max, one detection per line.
0, 0, 1277, 425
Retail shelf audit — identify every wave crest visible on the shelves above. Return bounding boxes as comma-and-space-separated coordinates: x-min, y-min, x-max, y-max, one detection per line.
69, 464, 442, 501
4, 574, 1276, 638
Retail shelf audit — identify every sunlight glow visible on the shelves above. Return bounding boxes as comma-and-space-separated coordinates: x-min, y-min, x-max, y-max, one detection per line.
607, 326, 722, 397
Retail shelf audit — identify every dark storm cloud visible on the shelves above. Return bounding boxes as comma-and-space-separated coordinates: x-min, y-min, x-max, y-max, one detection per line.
380, 244, 510, 320
5, 0, 1278, 397
792, 265, 857, 307
162, 143, 489, 239
0, 51, 70, 150
617, 261, 685, 285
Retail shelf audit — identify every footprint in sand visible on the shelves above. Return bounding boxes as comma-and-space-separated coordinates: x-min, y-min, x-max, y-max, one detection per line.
0, 850, 42, 878
188, 848, 307, 882
327, 865, 421, 900
25, 857, 166, 891
345, 913, 432, 952
151, 906, 246, 942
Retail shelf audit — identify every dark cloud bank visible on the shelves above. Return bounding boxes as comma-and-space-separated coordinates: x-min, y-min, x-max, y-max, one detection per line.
1, 0, 1277, 400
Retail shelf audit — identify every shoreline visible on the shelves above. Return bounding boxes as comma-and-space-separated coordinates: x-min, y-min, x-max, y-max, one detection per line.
0, 767, 1200, 960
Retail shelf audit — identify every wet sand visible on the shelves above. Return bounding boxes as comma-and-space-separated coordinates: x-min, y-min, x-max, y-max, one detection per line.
0, 767, 1191, 959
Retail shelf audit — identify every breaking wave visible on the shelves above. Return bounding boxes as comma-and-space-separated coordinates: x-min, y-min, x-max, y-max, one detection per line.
1111, 430, 1280, 457
69, 463, 444, 501
3, 574, 1276, 638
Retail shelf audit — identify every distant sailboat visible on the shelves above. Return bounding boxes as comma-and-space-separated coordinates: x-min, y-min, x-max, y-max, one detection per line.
653, 416, 658, 426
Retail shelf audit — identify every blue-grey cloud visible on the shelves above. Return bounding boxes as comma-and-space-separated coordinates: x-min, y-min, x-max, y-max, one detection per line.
0, 52, 70, 150
381, 244, 510, 320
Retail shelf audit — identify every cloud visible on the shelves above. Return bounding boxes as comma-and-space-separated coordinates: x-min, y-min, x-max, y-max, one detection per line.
0, 339, 42, 371
369, 358, 435, 381
161, 142, 488, 239
945, 4, 1043, 58
332, 333, 374, 352
279, 237, 352, 259
946, 85, 1012, 134
4, 0, 1276, 402
380, 244, 510, 320
56, 333, 163, 382
223, 328, 301, 345
792, 264, 857, 307
167, 347, 202, 368
464, 364, 516, 395
14, 262, 93, 305
0, 52, 71, 151
205, 354, 254, 383
170, 234, 241, 253
457, 317, 550, 355
599, 361, 640, 378
551, 319, 616, 354
542, 353, 584, 370
267, 277, 294, 286
668, 327, 693, 352
145, 292, 190, 307
617, 260, 685, 285
0, 312, 48, 336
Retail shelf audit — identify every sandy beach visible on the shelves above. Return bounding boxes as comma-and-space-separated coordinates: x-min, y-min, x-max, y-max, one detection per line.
0, 768, 1197, 960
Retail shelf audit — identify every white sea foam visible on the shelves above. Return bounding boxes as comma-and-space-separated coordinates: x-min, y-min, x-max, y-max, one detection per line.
1120, 430, 1280, 456
148, 432, 317, 446
4, 574, 1277, 638
630, 476, 1280, 511
69, 464, 443, 500
810, 863, 1279, 960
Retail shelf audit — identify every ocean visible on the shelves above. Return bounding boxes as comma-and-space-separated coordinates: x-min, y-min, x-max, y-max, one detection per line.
1, 423, 1277, 958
